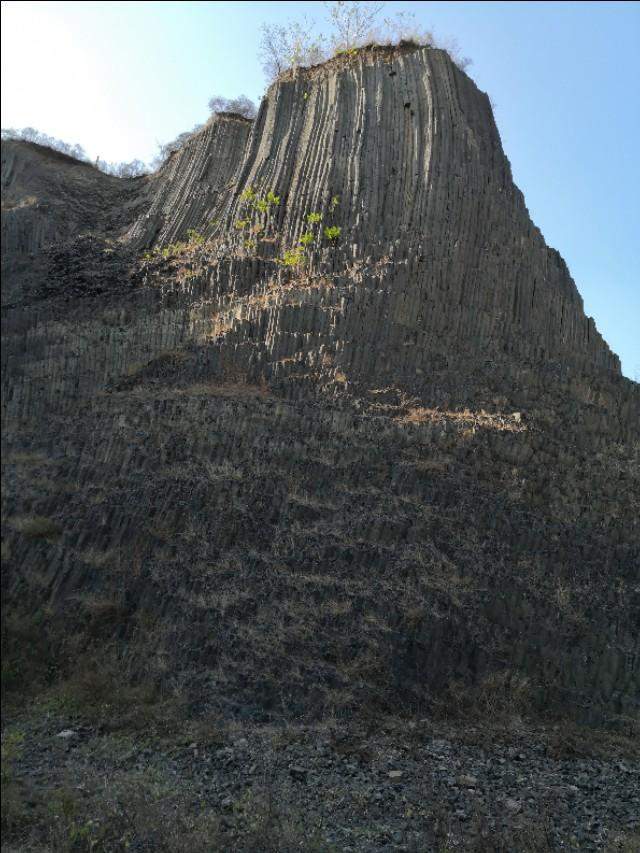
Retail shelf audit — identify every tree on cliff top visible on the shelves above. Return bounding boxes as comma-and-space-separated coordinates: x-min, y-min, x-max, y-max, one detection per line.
152, 94, 258, 169
259, 19, 327, 81
207, 94, 258, 119
258, 1, 472, 81
326, 0, 385, 51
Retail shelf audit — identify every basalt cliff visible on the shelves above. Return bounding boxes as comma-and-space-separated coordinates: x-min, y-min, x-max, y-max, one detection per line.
2, 44, 639, 741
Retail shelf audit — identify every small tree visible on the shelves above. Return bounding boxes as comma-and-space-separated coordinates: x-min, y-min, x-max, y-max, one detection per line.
152, 126, 204, 169
326, 0, 384, 52
259, 20, 327, 81
257, 2, 473, 80
208, 94, 258, 119
379, 10, 436, 47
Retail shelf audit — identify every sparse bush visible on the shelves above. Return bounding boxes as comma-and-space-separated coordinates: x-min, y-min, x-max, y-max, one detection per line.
185, 228, 204, 244
2, 126, 89, 162
259, 19, 327, 80
257, 2, 472, 81
379, 10, 435, 47
153, 125, 204, 169
1, 608, 60, 698
208, 93, 258, 119
1, 728, 26, 833
323, 225, 341, 241
234, 188, 281, 249
97, 157, 149, 178
279, 247, 305, 267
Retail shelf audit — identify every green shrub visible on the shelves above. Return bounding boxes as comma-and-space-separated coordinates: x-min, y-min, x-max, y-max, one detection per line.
279, 248, 305, 267
185, 229, 204, 244
1, 729, 27, 833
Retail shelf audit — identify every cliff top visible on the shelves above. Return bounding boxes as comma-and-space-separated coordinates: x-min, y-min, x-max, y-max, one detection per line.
274, 40, 444, 83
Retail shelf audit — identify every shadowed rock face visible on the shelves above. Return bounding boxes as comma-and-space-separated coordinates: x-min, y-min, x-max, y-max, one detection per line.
1, 141, 144, 305
125, 113, 253, 248
1, 46, 638, 726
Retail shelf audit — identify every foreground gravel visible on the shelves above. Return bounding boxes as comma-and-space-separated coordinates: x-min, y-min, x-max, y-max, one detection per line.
3, 708, 639, 851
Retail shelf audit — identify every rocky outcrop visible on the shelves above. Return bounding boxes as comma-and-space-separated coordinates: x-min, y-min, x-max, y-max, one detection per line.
125, 113, 253, 248
1, 45, 638, 728
209, 45, 620, 377
1, 141, 147, 305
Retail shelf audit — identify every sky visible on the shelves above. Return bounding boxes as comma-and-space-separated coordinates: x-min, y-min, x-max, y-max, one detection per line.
1, 1, 639, 378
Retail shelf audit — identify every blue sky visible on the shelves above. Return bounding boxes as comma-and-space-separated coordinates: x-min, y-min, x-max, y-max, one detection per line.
1, 1, 638, 377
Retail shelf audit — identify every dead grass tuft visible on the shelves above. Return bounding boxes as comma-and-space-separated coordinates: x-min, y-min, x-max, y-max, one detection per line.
8, 515, 62, 541
398, 406, 526, 432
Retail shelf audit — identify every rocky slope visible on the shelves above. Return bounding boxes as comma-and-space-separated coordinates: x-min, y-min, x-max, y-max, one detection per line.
0, 141, 147, 306
2, 46, 639, 843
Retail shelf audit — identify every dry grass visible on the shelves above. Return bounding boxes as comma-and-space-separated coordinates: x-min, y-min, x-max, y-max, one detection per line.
2, 767, 336, 853
2, 194, 38, 211
433, 671, 533, 724
605, 832, 640, 852
398, 406, 527, 432
79, 548, 115, 568
543, 719, 640, 761
116, 377, 272, 401
3, 451, 50, 466
8, 515, 62, 541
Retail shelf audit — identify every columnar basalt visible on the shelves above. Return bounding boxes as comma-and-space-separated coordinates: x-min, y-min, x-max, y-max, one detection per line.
1, 45, 638, 729
125, 112, 253, 248
1, 141, 144, 305
210, 47, 619, 377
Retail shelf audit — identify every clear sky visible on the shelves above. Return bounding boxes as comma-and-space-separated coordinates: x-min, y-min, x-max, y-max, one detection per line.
1, 1, 638, 378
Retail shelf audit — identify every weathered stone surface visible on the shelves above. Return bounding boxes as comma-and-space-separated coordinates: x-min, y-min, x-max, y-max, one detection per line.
1, 45, 638, 728
1, 140, 144, 305
125, 113, 253, 249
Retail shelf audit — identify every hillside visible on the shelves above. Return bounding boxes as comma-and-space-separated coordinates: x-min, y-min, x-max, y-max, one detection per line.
1, 45, 639, 852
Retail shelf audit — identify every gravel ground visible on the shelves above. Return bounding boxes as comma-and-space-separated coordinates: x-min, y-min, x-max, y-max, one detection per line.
3, 707, 639, 851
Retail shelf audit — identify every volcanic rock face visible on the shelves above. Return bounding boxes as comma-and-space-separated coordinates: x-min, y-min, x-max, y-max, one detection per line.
125, 113, 253, 248
1, 141, 145, 305
1, 46, 638, 726
215, 47, 620, 377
